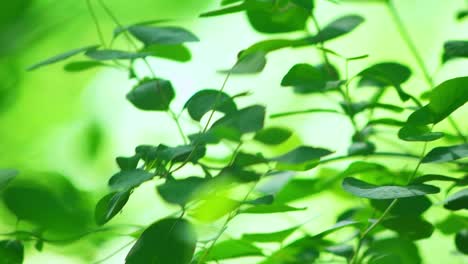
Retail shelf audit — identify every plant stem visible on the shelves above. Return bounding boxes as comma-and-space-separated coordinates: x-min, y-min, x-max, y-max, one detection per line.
86, 0, 106, 48
349, 140, 430, 263
386, 0, 467, 143
169, 109, 188, 144
196, 182, 258, 264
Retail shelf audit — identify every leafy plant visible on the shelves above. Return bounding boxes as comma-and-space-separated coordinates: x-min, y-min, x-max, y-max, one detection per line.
1, 0, 467, 263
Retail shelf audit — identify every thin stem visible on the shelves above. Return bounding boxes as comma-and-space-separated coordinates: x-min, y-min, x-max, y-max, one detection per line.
93, 239, 137, 264
86, 0, 107, 48
169, 109, 188, 144
350, 133, 430, 263
386, 0, 466, 143
196, 182, 258, 264
203, 70, 233, 133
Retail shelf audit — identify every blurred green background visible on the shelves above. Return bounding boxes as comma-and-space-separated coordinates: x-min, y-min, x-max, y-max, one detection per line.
0, 0, 467, 263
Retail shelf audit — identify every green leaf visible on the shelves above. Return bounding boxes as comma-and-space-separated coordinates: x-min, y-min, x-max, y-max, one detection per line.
191, 196, 239, 222
242, 204, 305, 214
211, 105, 265, 135
218, 166, 261, 182
406, 77, 468, 125
443, 188, 468, 210
108, 169, 154, 191
436, 215, 468, 235
348, 141, 376, 156
357, 62, 411, 101
242, 39, 298, 56
246, 0, 309, 33
272, 146, 333, 171
0, 169, 18, 190
455, 229, 468, 254
243, 226, 298, 243
457, 10, 468, 20
126, 78, 175, 111
254, 127, 292, 145
411, 174, 461, 184
326, 244, 354, 259
27, 45, 99, 71
281, 63, 341, 94
2, 172, 92, 234
244, 195, 274, 205
365, 237, 421, 264
422, 144, 468, 163
200, 3, 247, 17
64, 61, 105, 72
224, 51, 267, 74
291, 0, 314, 11
232, 152, 267, 167
85, 49, 151, 61
128, 26, 199, 46
342, 177, 440, 199
370, 196, 432, 216
198, 239, 264, 261
116, 155, 140, 171
0, 240, 23, 264
313, 220, 361, 238
126, 218, 197, 264
141, 44, 192, 62
184, 89, 237, 121
398, 125, 444, 142
156, 177, 206, 207
298, 15, 365, 44
383, 216, 434, 240
95, 191, 131, 226
443, 41, 468, 62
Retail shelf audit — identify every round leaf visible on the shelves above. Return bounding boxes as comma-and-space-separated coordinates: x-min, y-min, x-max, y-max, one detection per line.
126, 218, 197, 264
126, 79, 175, 111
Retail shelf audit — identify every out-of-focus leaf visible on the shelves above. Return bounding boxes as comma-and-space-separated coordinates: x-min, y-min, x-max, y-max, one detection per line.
443, 188, 468, 210
382, 216, 434, 240
223, 51, 267, 74
365, 237, 421, 264
197, 239, 264, 261
370, 196, 432, 216
246, 0, 309, 33
126, 218, 197, 264
200, 3, 247, 17
243, 226, 298, 243
455, 229, 468, 254
442, 41, 468, 62
348, 141, 376, 156
2, 172, 92, 234
0, 240, 23, 264
0, 169, 18, 190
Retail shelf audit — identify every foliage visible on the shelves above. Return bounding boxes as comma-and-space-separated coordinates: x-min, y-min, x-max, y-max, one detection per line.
1, 0, 467, 263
